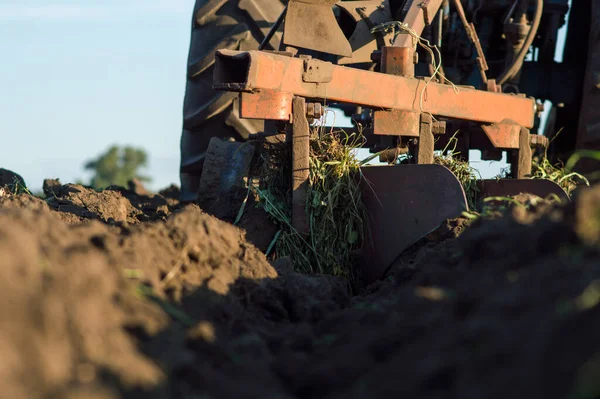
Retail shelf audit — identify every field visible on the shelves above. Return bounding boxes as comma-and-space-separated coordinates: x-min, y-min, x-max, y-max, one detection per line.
1, 174, 600, 399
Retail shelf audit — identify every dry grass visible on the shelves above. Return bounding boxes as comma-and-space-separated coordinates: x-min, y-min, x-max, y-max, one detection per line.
252, 121, 599, 279
1, 176, 31, 196
532, 155, 589, 196
253, 126, 369, 281
434, 132, 481, 210
531, 129, 597, 195
462, 148, 600, 221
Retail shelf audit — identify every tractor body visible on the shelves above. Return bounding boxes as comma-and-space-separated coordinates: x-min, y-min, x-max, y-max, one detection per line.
184, 0, 599, 281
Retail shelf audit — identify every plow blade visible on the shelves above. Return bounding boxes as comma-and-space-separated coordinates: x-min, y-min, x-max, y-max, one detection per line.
475, 179, 570, 204
358, 164, 468, 283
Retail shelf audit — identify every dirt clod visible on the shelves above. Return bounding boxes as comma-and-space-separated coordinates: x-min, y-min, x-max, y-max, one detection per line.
1, 181, 599, 399
128, 178, 149, 196
0, 168, 27, 192
43, 178, 62, 197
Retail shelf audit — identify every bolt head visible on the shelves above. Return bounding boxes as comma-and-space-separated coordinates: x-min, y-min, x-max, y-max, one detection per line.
314, 103, 323, 119
306, 102, 323, 120
432, 121, 446, 135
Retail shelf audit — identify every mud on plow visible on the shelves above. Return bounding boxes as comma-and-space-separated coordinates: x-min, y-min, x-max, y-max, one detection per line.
200, 0, 570, 283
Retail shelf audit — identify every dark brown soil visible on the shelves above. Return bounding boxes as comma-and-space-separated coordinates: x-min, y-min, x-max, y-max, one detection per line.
1, 177, 599, 399
0, 168, 26, 189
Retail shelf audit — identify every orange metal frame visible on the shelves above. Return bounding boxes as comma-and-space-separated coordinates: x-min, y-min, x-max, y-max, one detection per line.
214, 49, 536, 129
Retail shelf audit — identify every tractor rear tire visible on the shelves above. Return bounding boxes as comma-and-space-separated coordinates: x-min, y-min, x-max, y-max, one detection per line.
179, 0, 285, 202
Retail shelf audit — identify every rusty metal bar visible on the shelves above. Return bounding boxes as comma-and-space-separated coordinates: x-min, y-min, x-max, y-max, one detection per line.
452, 0, 472, 39
373, 109, 420, 136
452, 0, 489, 83
481, 120, 521, 149
513, 126, 532, 178
381, 46, 415, 77
416, 113, 435, 164
240, 89, 292, 121
290, 97, 310, 235
214, 50, 536, 128
394, 0, 444, 48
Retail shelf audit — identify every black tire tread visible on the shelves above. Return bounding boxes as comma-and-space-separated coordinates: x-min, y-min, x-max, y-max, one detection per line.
182, 0, 284, 133
179, 0, 284, 201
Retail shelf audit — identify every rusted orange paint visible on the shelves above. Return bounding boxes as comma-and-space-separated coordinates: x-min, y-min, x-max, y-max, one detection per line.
393, 0, 444, 48
239, 89, 293, 121
215, 50, 536, 128
481, 121, 521, 149
373, 110, 420, 136
381, 46, 414, 77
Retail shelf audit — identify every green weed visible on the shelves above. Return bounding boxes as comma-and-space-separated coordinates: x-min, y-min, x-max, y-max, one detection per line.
253, 126, 369, 281
532, 155, 589, 195
434, 131, 481, 210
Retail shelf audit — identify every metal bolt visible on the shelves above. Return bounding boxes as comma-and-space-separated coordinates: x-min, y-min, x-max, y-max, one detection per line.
314, 103, 323, 119
306, 103, 315, 119
529, 134, 549, 148
432, 121, 446, 135
306, 102, 323, 120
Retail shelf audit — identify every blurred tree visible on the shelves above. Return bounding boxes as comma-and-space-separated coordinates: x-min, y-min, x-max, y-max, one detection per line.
84, 145, 151, 189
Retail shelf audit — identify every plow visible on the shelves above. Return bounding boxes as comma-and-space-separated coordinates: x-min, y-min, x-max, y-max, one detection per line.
185, 0, 598, 282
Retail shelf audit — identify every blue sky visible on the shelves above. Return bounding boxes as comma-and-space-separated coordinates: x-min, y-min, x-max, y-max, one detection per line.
0, 0, 196, 191
1, 1, 569, 192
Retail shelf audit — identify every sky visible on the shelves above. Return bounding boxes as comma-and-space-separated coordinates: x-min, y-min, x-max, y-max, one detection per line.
0, 0, 196, 191
0, 1, 570, 192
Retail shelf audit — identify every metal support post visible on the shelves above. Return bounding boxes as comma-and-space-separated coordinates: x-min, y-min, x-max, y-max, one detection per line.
291, 97, 310, 235
512, 127, 532, 178
416, 113, 435, 164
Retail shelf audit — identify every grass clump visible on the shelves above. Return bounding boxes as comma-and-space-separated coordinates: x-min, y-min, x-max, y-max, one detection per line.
532, 154, 589, 196
0, 175, 32, 197
531, 129, 598, 195
434, 153, 479, 210
253, 127, 369, 281
434, 133, 481, 210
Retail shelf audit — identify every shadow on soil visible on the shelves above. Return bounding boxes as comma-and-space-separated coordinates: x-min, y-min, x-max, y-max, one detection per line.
0, 180, 599, 399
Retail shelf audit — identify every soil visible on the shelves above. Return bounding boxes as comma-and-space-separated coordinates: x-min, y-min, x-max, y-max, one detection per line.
1, 174, 599, 399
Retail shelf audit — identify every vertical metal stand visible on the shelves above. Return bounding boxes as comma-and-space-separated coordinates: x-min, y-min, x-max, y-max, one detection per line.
290, 97, 310, 234
512, 126, 533, 178
417, 113, 435, 164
